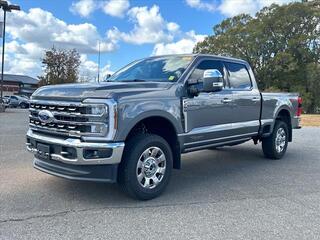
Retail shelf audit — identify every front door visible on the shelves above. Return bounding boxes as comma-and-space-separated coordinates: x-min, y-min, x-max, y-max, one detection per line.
183, 59, 234, 147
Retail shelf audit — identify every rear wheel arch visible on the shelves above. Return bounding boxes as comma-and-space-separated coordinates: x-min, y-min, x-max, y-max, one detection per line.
275, 109, 292, 142
263, 107, 292, 141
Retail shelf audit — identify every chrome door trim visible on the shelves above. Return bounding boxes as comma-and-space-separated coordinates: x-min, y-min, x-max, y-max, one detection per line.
183, 132, 257, 147
183, 137, 252, 152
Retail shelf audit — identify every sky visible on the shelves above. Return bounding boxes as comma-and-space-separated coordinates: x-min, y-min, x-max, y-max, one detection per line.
2, 0, 294, 81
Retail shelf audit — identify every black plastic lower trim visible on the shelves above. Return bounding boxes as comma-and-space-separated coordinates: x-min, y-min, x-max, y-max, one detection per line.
33, 158, 118, 183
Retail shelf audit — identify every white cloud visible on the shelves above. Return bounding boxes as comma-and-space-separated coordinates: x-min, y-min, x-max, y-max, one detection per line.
186, 0, 294, 16
79, 54, 113, 82
4, 8, 117, 78
167, 22, 180, 32
219, 0, 294, 16
70, 0, 97, 18
219, 0, 256, 16
102, 0, 130, 18
5, 54, 41, 77
107, 5, 178, 45
7, 8, 116, 54
152, 31, 206, 55
4, 41, 43, 77
4, 39, 113, 81
70, 0, 130, 18
185, 0, 216, 12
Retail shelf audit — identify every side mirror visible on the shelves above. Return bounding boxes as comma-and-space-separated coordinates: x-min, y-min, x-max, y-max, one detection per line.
202, 69, 224, 92
105, 73, 112, 80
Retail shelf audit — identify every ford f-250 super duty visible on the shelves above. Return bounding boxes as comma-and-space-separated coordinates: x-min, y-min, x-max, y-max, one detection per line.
26, 54, 302, 200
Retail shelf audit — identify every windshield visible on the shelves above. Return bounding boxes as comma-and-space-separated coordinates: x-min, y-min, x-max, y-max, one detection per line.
107, 56, 194, 82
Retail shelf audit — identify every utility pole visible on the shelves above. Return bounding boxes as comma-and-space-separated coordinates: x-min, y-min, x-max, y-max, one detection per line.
0, 9, 6, 102
0, 1, 20, 110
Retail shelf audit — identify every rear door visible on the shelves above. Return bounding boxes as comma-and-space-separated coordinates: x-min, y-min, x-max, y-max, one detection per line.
224, 61, 261, 135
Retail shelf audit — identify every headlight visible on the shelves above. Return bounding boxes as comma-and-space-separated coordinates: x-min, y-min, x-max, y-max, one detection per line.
82, 99, 117, 141
87, 105, 107, 116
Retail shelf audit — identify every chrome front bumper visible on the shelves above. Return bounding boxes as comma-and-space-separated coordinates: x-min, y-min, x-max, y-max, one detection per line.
26, 129, 125, 165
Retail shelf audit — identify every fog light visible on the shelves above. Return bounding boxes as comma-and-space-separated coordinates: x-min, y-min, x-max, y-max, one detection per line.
83, 149, 112, 159
91, 124, 103, 133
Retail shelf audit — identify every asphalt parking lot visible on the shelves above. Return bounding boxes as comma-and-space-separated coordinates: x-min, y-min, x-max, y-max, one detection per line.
1, 109, 320, 240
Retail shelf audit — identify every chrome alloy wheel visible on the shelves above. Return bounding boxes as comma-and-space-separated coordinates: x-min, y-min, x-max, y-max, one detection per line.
275, 127, 286, 153
136, 146, 166, 189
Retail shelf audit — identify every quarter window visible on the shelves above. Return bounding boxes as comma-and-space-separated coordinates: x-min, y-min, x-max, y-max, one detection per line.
225, 62, 252, 90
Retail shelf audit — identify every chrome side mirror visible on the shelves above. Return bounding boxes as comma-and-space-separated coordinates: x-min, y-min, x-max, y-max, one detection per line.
202, 69, 224, 92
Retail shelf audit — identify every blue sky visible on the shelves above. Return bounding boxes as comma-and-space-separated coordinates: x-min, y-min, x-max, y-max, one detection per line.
4, 0, 292, 80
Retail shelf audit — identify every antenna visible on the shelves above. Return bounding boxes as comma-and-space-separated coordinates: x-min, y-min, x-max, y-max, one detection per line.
97, 41, 100, 83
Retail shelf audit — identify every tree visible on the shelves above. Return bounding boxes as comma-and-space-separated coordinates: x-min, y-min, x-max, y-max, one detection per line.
194, 1, 320, 113
39, 47, 81, 86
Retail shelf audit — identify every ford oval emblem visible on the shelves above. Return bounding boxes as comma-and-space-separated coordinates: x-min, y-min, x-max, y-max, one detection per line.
38, 110, 54, 124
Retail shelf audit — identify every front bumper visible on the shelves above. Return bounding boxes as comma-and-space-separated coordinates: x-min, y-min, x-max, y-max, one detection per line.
26, 129, 124, 165
33, 157, 118, 183
26, 129, 124, 182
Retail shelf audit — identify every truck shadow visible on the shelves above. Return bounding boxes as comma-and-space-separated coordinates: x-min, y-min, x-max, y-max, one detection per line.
46, 143, 294, 207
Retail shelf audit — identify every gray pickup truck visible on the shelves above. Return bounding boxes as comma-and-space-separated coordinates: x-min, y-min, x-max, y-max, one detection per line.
26, 54, 302, 200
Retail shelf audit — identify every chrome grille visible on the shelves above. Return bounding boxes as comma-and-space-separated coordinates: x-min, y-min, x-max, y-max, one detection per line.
29, 100, 109, 137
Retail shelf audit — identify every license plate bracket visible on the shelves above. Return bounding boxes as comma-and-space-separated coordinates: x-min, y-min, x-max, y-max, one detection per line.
36, 143, 50, 161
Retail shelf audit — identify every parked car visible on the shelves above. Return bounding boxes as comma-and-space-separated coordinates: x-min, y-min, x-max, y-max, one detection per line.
1, 97, 9, 108
26, 54, 302, 200
5, 95, 29, 108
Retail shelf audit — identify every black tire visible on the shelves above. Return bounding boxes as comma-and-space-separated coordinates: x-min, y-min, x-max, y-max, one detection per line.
20, 103, 28, 109
262, 120, 289, 160
119, 133, 173, 200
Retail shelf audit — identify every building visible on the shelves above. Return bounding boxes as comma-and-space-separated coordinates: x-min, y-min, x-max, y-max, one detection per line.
0, 74, 39, 97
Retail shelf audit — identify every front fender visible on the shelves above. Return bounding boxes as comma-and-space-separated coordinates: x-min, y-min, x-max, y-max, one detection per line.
114, 99, 183, 141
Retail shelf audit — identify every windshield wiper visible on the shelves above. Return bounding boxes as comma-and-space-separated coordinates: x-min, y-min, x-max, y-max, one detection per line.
122, 79, 147, 82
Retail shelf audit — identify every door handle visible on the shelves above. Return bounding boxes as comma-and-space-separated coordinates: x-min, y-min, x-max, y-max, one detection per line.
221, 98, 232, 103
252, 97, 260, 102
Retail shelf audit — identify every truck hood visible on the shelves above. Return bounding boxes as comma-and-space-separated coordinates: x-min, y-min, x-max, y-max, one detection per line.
32, 82, 173, 101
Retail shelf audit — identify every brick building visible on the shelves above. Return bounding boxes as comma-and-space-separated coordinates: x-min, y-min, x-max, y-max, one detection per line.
1, 74, 39, 97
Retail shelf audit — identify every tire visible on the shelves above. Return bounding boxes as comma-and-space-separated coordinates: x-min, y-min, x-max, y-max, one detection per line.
119, 133, 173, 200
20, 103, 28, 109
262, 120, 289, 160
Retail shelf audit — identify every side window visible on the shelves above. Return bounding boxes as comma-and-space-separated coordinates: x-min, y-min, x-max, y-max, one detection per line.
189, 60, 224, 84
225, 62, 252, 90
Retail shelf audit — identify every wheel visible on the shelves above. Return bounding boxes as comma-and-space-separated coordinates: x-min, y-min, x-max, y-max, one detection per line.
262, 120, 288, 160
20, 103, 28, 109
119, 134, 173, 200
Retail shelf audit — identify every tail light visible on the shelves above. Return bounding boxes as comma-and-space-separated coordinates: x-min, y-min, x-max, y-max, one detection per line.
296, 97, 302, 116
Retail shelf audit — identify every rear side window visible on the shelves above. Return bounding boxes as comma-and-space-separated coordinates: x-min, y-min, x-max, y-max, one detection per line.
225, 62, 252, 90
189, 60, 224, 82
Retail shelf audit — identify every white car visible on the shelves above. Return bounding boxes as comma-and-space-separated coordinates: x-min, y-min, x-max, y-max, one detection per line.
4, 95, 30, 108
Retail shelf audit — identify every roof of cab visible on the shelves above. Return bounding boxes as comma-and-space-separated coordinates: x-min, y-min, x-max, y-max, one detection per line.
147, 53, 248, 64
